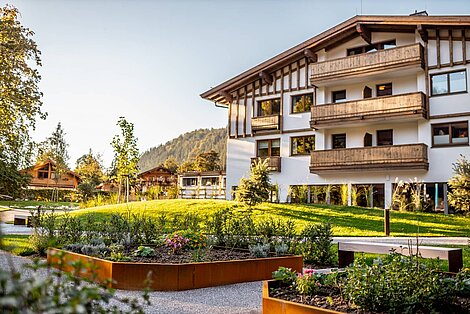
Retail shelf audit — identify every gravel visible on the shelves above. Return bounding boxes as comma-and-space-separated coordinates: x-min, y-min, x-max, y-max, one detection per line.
0, 250, 262, 314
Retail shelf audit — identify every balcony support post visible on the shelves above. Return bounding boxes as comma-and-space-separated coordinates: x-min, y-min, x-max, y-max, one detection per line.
347, 183, 352, 206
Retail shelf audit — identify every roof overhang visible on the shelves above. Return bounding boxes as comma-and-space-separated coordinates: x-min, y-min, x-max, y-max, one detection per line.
201, 15, 470, 105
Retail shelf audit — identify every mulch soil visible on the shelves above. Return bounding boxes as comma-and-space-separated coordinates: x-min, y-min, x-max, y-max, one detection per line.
125, 246, 256, 263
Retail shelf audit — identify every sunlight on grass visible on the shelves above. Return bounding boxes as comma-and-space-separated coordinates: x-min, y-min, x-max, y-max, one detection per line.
1, 235, 33, 256
69, 199, 470, 237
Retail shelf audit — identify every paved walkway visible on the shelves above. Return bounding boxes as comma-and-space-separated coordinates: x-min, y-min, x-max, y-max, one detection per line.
0, 250, 262, 314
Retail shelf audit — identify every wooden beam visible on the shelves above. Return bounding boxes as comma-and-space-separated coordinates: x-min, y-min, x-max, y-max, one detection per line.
243, 86, 247, 137
228, 97, 232, 137
304, 57, 309, 88
251, 82, 255, 137
219, 90, 233, 104
259, 71, 273, 85
417, 24, 428, 42
463, 29, 467, 65
304, 48, 317, 63
235, 91, 239, 138
436, 29, 441, 68
449, 29, 453, 66
356, 24, 371, 44
288, 64, 292, 92
296, 60, 301, 90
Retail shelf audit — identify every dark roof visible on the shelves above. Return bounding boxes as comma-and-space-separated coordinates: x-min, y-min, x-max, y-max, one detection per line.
201, 15, 470, 105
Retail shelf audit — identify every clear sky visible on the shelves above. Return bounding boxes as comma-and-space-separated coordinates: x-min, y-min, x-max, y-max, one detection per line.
3, 0, 470, 168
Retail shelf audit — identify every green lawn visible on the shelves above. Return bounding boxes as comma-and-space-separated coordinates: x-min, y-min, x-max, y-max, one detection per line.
1, 234, 34, 256
0, 200, 79, 210
71, 199, 470, 237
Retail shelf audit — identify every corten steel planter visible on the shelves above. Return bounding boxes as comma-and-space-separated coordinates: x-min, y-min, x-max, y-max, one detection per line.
47, 248, 303, 291
262, 280, 346, 314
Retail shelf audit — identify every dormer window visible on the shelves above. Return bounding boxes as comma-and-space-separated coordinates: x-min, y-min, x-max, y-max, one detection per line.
38, 165, 49, 179
347, 40, 396, 56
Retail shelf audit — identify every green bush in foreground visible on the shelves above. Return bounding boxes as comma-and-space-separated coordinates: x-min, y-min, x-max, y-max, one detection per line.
0, 255, 150, 313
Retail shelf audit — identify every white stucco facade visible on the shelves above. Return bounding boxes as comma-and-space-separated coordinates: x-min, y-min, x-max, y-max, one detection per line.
203, 16, 470, 210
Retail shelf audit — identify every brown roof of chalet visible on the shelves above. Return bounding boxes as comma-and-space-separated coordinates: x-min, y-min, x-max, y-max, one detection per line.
200, 15, 470, 105
137, 165, 173, 176
21, 159, 80, 179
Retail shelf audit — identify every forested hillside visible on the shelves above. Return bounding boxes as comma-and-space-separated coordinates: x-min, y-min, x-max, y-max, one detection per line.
139, 128, 227, 171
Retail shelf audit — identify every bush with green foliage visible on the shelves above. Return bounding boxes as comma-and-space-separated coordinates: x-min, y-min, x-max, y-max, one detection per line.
236, 158, 271, 207
342, 253, 466, 313
300, 222, 334, 265
0, 255, 150, 313
248, 242, 270, 258
448, 155, 470, 212
133, 246, 155, 257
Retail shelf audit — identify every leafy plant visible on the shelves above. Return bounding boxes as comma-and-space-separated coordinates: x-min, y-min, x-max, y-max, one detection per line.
300, 222, 334, 265
249, 242, 270, 258
296, 270, 325, 295
272, 267, 297, 285
133, 246, 155, 257
236, 158, 271, 207
164, 233, 189, 254
448, 155, 470, 212
108, 251, 131, 262
177, 230, 207, 250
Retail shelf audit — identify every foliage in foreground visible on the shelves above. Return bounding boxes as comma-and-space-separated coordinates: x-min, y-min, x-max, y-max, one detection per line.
0, 255, 150, 313
273, 253, 470, 313
448, 155, 470, 212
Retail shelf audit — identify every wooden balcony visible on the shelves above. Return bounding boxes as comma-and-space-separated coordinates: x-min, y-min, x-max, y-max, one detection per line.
310, 144, 428, 174
311, 44, 424, 85
251, 156, 281, 172
310, 92, 427, 128
251, 114, 280, 133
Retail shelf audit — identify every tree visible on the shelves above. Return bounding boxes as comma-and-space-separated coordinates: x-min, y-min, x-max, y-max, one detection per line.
235, 158, 271, 207
0, 5, 45, 196
75, 149, 104, 200
163, 156, 178, 173
193, 150, 221, 172
447, 155, 470, 212
111, 117, 139, 203
37, 122, 70, 201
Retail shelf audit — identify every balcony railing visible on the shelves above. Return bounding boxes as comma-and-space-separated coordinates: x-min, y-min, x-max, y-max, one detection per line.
251, 156, 281, 172
310, 92, 427, 128
310, 144, 428, 174
251, 114, 280, 133
311, 43, 424, 85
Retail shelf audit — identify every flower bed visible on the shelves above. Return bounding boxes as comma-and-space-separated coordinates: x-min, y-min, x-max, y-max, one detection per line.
47, 248, 303, 291
264, 254, 470, 314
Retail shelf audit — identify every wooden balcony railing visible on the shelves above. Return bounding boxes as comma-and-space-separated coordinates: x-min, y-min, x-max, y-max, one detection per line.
310, 144, 428, 173
311, 43, 424, 85
251, 156, 281, 172
310, 92, 427, 128
251, 114, 280, 133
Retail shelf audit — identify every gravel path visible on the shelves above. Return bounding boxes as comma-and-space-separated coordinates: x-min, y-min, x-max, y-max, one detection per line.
0, 250, 262, 314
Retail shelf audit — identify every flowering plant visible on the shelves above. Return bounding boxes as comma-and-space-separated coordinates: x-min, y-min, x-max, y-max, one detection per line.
296, 270, 324, 295
165, 233, 189, 254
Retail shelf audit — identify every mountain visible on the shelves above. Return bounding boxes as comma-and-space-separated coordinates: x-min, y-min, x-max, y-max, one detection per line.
138, 128, 227, 172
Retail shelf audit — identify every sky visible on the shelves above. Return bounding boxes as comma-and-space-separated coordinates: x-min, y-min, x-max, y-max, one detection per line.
3, 0, 470, 168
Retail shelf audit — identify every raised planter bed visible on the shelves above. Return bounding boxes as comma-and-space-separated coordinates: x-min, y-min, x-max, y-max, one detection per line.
47, 248, 303, 291
262, 280, 346, 314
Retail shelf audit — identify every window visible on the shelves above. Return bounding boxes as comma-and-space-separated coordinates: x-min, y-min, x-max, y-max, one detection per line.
332, 90, 346, 103
38, 165, 49, 179
431, 70, 467, 96
332, 134, 346, 149
291, 135, 315, 155
257, 139, 280, 157
363, 86, 372, 98
202, 177, 219, 186
257, 98, 280, 116
377, 129, 393, 146
432, 122, 469, 146
376, 83, 392, 97
347, 40, 396, 56
291, 93, 313, 113
183, 178, 198, 186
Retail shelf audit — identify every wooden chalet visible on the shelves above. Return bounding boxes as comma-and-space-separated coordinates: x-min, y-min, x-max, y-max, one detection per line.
21, 159, 80, 190
137, 165, 176, 193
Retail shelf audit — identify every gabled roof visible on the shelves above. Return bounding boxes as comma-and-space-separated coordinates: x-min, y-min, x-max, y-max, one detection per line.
21, 159, 80, 179
137, 165, 173, 176
200, 15, 470, 105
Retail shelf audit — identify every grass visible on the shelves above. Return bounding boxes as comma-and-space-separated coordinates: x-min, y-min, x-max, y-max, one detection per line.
0, 200, 79, 210
1, 234, 34, 256
71, 199, 470, 237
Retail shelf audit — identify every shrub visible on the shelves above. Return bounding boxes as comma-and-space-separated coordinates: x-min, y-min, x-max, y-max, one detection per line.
448, 155, 470, 212
274, 242, 289, 256
236, 158, 271, 207
30, 233, 56, 256
249, 242, 270, 258
300, 222, 334, 265
272, 267, 297, 285
343, 253, 455, 313
177, 230, 207, 250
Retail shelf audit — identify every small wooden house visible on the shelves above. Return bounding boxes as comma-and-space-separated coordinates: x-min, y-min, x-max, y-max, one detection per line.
178, 171, 226, 199
21, 159, 80, 190
137, 165, 176, 193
